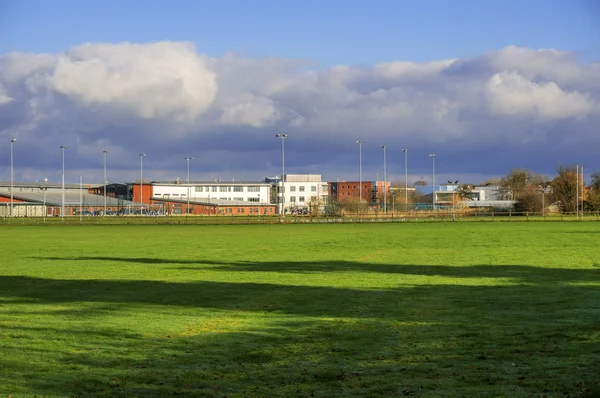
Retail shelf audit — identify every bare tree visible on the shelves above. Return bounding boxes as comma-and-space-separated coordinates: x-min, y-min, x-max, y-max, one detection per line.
550, 165, 580, 213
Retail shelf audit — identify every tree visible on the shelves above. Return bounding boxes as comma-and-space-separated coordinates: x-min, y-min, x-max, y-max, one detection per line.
499, 169, 546, 200
585, 172, 600, 211
550, 165, 581, 213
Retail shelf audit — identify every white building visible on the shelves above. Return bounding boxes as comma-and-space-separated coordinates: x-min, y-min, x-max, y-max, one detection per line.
277, 174, 328, 213
152, 181, 271, 204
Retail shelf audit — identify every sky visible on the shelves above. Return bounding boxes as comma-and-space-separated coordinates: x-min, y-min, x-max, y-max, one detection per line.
0, 0, 599, 186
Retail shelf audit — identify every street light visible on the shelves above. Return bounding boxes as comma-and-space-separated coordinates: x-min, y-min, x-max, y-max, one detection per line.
185, 157, 193, 219
275, 134, 288, 216
429, 154, 436, 211
60, 145, 69, 221
537, 184, 546, 217
381, 145, 387, 213
139, 153, 146, 215
449, 180, 459, 221
43, 178, 47, 223
10, 138, 16, 218
356, 141, 362, 203
103, 150, 107, 216
402, 149, 408, 211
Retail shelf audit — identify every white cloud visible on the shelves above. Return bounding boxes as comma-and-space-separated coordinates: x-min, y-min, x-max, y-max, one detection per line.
1, 42, 599, 183
484, 71, 596, 120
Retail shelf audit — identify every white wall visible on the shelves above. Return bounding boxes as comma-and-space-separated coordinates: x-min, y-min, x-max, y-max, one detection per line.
152, 183, 271, 204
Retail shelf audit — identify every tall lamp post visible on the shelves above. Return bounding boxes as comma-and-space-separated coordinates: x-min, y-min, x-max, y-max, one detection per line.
139, 153, 146, 215
103, 150, 107, 216
402, 148, 408, 212
537, 184, 546, 217
10, 138, 16, 218
275, 134, 288, 216
60, 145, 69, 221
429, 154, 436, 211
356, 141, 362, 202
449, 180, 459, 221
185, 157, 193, 219
381, 145, 387, 213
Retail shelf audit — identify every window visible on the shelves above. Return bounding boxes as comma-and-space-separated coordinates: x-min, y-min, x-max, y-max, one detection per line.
299, 186, 305, 192
290, 196, 296, 202
234, 197, 243, 201
248, 186, 260, 192
219, 186, 228, 192
290, 186, 296, 192
299, 196, 305, 202
195, 186, 203, 192
311, 186, 317, 192
211, 186, 217, 192
248, 197, 259, 202
238, 208, 245, 213
233, 186, 243, 192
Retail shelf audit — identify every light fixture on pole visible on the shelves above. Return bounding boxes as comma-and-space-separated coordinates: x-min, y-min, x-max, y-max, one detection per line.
402, 149, 408, 211
60, 145, 69, 221
43, 178, 47, 223
356, 141, 362, 202
449, 180, 459, 221
381, 145, 387, 213
139, 153, 146, 215
10, 138, 16, 218
103, 150, 107, 216
275, 134, 288, 216
185, 157, 193, 219
429, 154, 436, 211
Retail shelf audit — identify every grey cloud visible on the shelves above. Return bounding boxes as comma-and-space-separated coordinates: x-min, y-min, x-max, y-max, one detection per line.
0, 42, 599, 185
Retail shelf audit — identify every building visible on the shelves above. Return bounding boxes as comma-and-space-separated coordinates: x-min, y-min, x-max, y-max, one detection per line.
271, 174, 328, 214
0, 181, 135, 217
435, 183, 516, 210
129, 181, 276, 215
328, 181, 372, 203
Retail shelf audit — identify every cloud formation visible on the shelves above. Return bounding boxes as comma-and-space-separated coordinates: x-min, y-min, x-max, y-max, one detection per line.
1, 42, 599, 184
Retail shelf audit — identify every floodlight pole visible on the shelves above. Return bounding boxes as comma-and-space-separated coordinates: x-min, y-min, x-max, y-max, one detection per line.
402, 149, 408, 211
430, 154, 436, 211
10, 138, 16, 219
185, 157, 193, 221
356, 141, 362, 203
381, 145, 387, 213
103, 150, 107, 216
140, 153, 146, 215
275, 134, 288, 216
60, 145, 69, 221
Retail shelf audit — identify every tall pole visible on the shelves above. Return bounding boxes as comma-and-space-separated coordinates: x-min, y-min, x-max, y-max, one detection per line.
275, 134, 288, 215
185, 157, 193, 219
60, 145, 69, 221
10, 138, 16, 218
356, 141, 362, 202
103, 150, 107, 216
381, 145, 387, 213
576, 165, 579, 219
79, 175, 83, 223
430, 154, 436, 211
140, 153, 146, 215
581, 166, 584, 220
402, 149, 408, 211
43, 178, 47, 223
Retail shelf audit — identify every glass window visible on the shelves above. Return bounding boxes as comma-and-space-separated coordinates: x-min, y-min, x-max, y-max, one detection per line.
233, 186, 243, 192
299, 186, 305, 192
299, 196, 305, 202
311, 186, 317, 192
290, 186, 296, 192
248, 186, 260, 192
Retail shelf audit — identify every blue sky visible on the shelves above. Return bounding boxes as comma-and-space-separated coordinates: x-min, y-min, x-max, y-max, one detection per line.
2, 0, 598, 65
0, 0, 599, 185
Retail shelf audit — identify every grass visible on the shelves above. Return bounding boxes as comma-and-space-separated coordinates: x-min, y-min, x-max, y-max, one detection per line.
1, 222, 599, 397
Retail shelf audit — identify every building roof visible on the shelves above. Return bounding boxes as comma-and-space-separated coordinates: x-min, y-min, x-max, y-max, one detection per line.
0, 181, 101, 189
146, 180, 270, 186
0, 192, 136, 207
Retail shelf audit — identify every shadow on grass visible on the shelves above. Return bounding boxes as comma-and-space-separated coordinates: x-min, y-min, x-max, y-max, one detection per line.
2, 261, 600, 397
33, 255, 600, 284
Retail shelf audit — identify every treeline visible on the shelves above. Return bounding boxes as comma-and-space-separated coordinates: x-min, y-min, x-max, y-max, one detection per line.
495, 166, 599, 213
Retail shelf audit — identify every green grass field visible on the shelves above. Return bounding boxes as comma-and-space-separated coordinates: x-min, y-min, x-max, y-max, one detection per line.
1, 222, 599, 397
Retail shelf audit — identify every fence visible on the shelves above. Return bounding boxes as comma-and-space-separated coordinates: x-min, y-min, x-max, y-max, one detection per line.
1, 210, 599, 226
